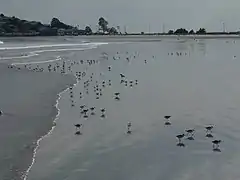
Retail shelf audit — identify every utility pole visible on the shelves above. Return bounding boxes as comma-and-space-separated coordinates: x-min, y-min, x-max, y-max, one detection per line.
222, 22, 226, 32
162, 23, 165, 34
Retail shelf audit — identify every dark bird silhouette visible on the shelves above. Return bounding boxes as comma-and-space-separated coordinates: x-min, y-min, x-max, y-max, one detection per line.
90, 107, 95, 111
205, 125, 214, 133
0, 110, 3, 116
185, 129, 195, 140
176, 134, 185, 147
127, 122, 132, 134
212, 140, 221, 147
114, 92, 120, 96
212, 140, 222, 151
185, 129, 195, 136
176, 134, 185, 142
164, 116, 171, 120
80, 105, 85, 109
120, 74, 125, 78
74, 124, 82, 131
164, 116, 171, 125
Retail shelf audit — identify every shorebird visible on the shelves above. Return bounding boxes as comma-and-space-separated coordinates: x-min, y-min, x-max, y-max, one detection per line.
212, 140, 221, 149
185, 129, 195, 136
74, 124, 82, 131
0, 110, 3, 116
164, 116, 171, 120
164, 116, 171, 125
90, 107, 95, 111
127, 122, 132, 134
185, 129, 195, 140
80, 105, 85, 109
83, 114, 88, 118
120, 74, 125, 78
176, 134, 185, 143
100, 108, 106, 113
205, 125, 214, 133
114, 92, 120, 96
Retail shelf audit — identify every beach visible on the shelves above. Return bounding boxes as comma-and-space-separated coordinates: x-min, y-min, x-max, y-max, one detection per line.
0, 52, 76, 179
1, 36, 240, 180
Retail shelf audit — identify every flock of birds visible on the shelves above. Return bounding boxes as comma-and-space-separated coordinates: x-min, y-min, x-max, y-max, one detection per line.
164, 115, 221, 151
4, 48, 222, 153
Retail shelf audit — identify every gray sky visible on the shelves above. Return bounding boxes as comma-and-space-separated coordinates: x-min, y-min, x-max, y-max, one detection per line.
1, 0, 240, 32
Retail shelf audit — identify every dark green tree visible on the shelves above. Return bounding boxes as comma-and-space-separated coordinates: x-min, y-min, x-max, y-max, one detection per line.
174, 28, 188, 34
50, 18, 72, 29
108, 27, 118, 34
196, 28, 206, 34
189, 29, 195, 34
168, 30, 174, 34
85, 26, 92, 35
98, 17, 108, 32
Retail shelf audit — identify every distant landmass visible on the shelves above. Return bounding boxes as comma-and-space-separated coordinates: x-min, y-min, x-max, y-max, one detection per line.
0, 13, 240, 37
0, 14, 118, 36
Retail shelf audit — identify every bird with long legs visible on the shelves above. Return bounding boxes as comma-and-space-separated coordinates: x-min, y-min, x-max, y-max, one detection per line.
127, 122, 132, 134
212, 140, 222, 152
185, 129, 195, 140
176, 134, 185, 147
164, 116, 171, 125
74, 124, 83, 135
90, 107, 96, 115
205, 125, 214, 138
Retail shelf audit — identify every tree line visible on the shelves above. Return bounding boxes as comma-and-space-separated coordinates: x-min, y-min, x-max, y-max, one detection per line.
167, 28, 206, 35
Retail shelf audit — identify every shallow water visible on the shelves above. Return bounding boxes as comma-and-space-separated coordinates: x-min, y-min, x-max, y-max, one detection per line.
4, 37, 240, 180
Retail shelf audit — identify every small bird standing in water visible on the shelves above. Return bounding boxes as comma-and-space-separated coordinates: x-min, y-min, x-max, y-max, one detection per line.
127, 122, 132, 134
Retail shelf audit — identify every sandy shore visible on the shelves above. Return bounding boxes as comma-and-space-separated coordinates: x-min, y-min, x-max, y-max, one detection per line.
0, 63, 76, 180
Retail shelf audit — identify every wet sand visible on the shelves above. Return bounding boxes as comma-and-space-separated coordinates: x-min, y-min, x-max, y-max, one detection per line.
0, 63, 76, 180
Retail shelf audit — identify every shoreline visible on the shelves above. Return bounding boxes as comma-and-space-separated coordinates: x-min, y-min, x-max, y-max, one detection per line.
23, 76, 78, 180
1, 34, 240, 39
0, 63, 76, 180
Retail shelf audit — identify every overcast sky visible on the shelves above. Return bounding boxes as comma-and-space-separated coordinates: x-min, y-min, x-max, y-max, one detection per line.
1, 0, 240, 32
